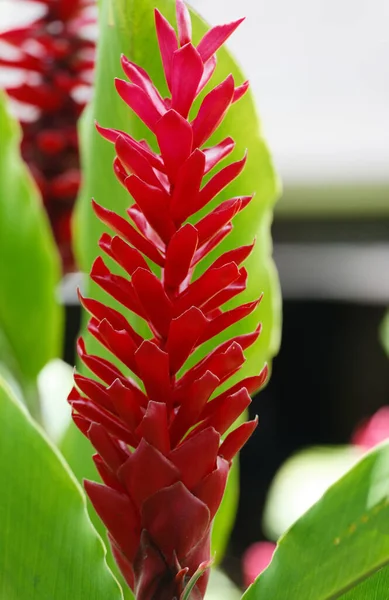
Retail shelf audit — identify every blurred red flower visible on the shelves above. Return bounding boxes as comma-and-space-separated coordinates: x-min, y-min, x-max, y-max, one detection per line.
0, 0, 95, 271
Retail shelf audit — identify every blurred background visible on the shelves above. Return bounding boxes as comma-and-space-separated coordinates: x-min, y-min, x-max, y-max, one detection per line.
188, 0, 389, 582
1, 0, 389, 590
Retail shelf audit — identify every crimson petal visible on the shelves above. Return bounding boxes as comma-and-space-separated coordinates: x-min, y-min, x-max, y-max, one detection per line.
116, 135, 162, 187
97, 319, 139, 374
142, 482, 210, 560
169, 371, 220, 447
195, 197, 250, 248
170, 149, 206, 224
203, 137, 235, 174
135, 341, 172, 405
170, 427, 220, 489
92, 200, 164, 266
233, 80, 249, 103
173, 262, 240, 316
196, 55, 217, 96
164, 224, 198, 290
197, 18, 245, 63
199, 299, 260, 344
115, 78, 163, 131
120, 54, 165, 113
85, 481, 141, 562
96, 123, 164, 171
219, 418, 258, 462
171, 44, 203, 119
74, 373, 114, 412
196, 153, 247, 213
77, 337, 127, 386
125, 176, 175, 243
176, 0, 192, 46
166, 307, 208, 374
87, 423, 129, 472
200, 365, 269, 421
136, 401, 171, 455
155, 109, 193, 183
90, 256, 145, 317
108, 379, 145, 430
191, 75, 235, 148
119, 439, 178, 508
194, 388, 252, 437
103, 235, 151, 278
155, 9, 178, 91
201, 267, 248, 313
193, 457, 229, 519
132, 268, 172, 339
71, 398, 136, 445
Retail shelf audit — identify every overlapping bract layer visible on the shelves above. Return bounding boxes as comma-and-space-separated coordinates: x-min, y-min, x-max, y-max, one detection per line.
69, 2, 267, 598
0, 0, 95, 271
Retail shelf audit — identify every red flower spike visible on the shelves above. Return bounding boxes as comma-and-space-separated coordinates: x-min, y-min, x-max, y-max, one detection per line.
176, 0, 192, 46
0, 0, 95, 272
115, 79, 163, 131
197, 18, 246, 63
171, 44, 204, 119
120, 55, 166, 114
68, 3, 267, 598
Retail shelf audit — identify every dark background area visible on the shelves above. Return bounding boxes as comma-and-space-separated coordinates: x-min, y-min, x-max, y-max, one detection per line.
228, 217, 389, 583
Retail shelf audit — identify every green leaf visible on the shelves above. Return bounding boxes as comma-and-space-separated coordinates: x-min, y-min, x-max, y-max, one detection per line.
379, 310, 389, 358
72, 0, 280, 566
211, 457, 239, 561
339, 565, 389, 599
0, 92, 63, 404
0, 376, 123, 600
243, 441, 389, 600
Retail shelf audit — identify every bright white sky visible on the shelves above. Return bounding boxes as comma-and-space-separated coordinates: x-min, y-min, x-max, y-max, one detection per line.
1, 0, 388, 189
190, 0, 389, 186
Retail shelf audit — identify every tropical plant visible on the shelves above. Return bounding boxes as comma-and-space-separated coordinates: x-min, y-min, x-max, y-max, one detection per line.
1, 1, 389, 599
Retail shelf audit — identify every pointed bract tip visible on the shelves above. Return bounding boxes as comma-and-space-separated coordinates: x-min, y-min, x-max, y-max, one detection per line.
176, 0, 192, 46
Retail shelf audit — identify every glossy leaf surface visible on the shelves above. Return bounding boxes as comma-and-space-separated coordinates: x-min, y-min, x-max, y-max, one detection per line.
0, 377, 123, 600
244, 441, 389, 599
0, 92, 63, 391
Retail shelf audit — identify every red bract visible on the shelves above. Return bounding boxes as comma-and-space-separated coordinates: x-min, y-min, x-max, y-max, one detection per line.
69, 1, 267, 598
0, 0, 95, 272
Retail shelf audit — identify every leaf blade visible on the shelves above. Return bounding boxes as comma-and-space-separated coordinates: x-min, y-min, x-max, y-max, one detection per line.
0, 91, 63, 387
244, 441, 389, 600
0, 376, 123, 600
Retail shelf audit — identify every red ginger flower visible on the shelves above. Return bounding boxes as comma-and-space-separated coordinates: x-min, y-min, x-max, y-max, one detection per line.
0, 0, 95, 272
68, 1, 267, 598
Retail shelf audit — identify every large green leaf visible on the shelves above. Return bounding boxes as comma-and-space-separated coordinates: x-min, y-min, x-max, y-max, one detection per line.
243, 441, 389, 600
72, 0, 280, 566
0, 376, 123, 600
0, 92, 63, 410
